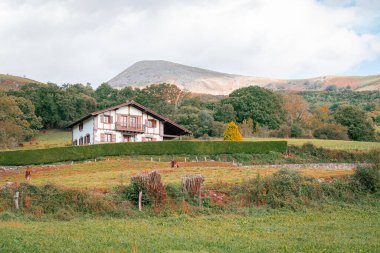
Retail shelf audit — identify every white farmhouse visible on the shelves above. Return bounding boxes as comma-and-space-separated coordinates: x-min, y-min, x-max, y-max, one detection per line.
67, 101, 190, 145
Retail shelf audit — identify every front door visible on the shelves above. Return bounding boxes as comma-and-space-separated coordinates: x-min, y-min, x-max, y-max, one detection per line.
123, 135, 135, 142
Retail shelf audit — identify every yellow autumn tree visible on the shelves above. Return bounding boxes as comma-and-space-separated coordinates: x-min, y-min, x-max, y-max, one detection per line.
223, 122, 243, 141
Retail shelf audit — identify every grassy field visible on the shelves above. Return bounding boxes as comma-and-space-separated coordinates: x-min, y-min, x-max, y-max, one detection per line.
1, 206, 379, 252
21, 129, 71, 150
0, 158, 353, 190
246, 137, 380, 150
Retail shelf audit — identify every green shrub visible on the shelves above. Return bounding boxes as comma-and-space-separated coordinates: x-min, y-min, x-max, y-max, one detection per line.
290, 124, 303, 138
122, 181, 152, 206
0, 141, 287, 166
0, 212, 17, 221
165, 184, 183, 202
313, 123, 348, 140
0, 184, 117, 215
351, 166, 380, 193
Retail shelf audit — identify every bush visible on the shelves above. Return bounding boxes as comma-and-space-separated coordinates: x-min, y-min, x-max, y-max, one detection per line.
0, 184, 117, 216
313, 123, 348, 140
0, 141, 287, 166
351, 166, 380, 193
244, 169, 320, 209
290, 124, 303, 138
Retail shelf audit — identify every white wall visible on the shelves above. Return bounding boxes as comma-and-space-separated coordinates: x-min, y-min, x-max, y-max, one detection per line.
72, 117, 94, 145
90, 105, 164, 144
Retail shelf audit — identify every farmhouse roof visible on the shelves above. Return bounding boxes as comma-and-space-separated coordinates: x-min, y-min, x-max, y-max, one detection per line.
66, 100, 191, 134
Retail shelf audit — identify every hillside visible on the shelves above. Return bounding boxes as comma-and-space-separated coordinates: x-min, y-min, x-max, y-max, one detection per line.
108, 60, 380, 95
0, 74, 43, 91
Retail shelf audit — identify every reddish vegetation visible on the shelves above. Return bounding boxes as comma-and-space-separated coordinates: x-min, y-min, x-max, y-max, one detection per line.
205, 190, 229, 206
178, 161, 237, 167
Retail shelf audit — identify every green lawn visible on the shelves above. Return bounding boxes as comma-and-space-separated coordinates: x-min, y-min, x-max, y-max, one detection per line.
21, 129, 71, 149
245, 137, 380, 150
0, 206, 379, 252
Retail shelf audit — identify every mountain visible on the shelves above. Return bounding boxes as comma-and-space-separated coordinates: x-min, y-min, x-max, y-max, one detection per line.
0, 74, 43, 91
108, 60, 380, 95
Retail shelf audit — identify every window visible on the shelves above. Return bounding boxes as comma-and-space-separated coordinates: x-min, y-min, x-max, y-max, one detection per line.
85, 134, 90, 144
79, 137, 83, 145
147, 119, 157, 128
79, 123, 83, 131
121, 116, 128, 126
130, 116, 137, 127
105, 134, 113, 142
73, 139, 77, 145
103, 115, 112, 124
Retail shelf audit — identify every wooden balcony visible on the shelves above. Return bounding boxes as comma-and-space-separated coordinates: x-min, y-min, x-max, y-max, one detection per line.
115, 122, 144, 132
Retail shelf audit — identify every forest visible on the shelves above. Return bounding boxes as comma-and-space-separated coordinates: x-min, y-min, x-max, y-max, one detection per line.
0, 82, 379, 149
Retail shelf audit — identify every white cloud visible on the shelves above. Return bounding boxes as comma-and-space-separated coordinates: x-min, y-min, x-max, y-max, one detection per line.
0, 0, 379, 85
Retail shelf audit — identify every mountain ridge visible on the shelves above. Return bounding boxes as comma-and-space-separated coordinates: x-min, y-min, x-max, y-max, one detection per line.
108, 60, 380, 94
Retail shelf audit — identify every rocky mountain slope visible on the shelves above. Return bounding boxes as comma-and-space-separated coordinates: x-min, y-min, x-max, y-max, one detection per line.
108, 60, 380, 95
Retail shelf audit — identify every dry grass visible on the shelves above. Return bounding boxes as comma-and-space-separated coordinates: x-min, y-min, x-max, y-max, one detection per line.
0, 158, 354, 190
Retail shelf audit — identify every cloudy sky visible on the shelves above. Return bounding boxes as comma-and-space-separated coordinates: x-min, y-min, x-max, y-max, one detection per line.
1, 0, 380, 86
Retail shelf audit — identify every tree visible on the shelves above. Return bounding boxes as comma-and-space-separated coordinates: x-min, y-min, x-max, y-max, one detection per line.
214, 103, 236, 123
95, 83, 120, 109
313, 123, 348, 140
224, 122, 243, 141
194, 110, 214, 137
325, 85, 337, 92
0, 92, 39, 148
211, 121, 226, 137
224, 86, 285, 130
334, 106, 375, 141
239, 118, 254, 137
282, 94, 310, 126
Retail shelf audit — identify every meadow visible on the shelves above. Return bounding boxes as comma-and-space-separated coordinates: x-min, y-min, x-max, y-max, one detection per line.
246, 137, 380, 150
0, 158, 354, 190
1, 206, 379, 252
1, 157, 379, 252
21, 129, 71, 150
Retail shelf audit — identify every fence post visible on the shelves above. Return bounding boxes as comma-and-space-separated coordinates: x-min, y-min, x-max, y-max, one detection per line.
138, 191, 142, 211
14, 191, 19, 210
185, 157, 187, 162
151, 157, 153, 162
199, 188, 202, 208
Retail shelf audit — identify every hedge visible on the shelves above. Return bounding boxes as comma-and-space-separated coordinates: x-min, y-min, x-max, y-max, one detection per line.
0, 141, 287, 166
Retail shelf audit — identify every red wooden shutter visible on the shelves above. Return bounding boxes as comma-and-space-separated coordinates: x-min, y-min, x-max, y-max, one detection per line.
112, 134, 116, 142
110, 116, 113, 124
100, 115, 104, 123
100, 133, 105, 142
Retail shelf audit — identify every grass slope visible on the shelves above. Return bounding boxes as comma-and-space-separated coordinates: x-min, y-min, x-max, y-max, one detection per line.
0, 159, 353, 189
246, 137, 380, 150
21, 129, 71, 150
0, 74, 43, 91
1, 206, 379, 252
